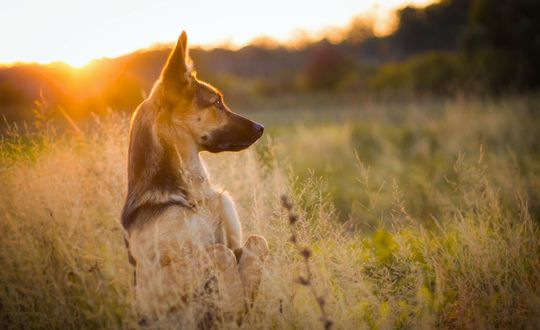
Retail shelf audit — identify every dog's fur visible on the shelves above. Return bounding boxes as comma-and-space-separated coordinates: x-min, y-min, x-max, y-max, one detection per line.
121, 31, 268, 324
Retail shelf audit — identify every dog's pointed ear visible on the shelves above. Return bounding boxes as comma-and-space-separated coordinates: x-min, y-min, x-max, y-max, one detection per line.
161, 31, 192, 85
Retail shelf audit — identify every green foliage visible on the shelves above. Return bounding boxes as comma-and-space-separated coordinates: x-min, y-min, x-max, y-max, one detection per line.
263, 96, 540, 226
369, 51, 464, 95
369, 229, 398, 265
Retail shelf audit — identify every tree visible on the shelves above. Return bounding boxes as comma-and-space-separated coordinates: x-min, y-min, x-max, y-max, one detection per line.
304, 41, 353, 91
464, 0, 540, 89
391, 0, 471, 56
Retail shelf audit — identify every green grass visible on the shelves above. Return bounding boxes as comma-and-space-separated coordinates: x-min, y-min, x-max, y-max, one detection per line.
253, 96, 540, 227
0, 96, 539, 329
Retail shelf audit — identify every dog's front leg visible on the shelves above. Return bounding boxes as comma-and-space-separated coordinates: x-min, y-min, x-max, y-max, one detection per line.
238, 235, 268, 305
219, 192, 243, 254
218, 192, 268, 305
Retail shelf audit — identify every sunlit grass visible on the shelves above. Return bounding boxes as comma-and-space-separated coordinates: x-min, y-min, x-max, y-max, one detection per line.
0, 96, 539, 328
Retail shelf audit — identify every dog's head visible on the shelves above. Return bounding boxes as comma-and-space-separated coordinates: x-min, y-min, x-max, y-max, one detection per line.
155, 31, 263, 153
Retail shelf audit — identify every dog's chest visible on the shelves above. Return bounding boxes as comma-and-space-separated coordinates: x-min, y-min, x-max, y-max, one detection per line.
163, 201, 223, 242
131, 198, 224, 256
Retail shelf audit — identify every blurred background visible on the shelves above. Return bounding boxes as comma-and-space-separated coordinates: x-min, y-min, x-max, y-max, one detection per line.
1, 0, 538, 125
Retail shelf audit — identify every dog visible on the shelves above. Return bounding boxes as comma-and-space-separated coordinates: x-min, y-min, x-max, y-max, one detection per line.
121, 31, 268, 326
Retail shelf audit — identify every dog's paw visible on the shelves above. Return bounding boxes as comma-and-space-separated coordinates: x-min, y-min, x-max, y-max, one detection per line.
244, 235, 269, 261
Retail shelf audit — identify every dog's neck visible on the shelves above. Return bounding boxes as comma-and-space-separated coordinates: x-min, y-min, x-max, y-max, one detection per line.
170, 137, 212, 199
124, 106, 213, 218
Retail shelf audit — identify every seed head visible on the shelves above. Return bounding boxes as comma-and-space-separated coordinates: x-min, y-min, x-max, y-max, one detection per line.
324, 319, 333, 330
281, 195, 293, 211
301, 248, 312, 260
297, 276, 310, 286
290, 234, 297, 243
288, 214, 298, 225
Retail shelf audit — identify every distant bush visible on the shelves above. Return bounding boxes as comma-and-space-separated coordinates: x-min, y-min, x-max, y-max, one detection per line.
303, 42, 355, 92
368, 52, 464, 96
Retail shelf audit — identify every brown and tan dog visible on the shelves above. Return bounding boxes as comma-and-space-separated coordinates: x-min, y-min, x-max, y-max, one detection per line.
121, 31, 268, 326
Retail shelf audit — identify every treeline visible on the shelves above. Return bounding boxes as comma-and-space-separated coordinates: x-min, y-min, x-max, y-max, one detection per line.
0, 0, 538, 124
250, 0, 539, 96
369, 0, 540, 94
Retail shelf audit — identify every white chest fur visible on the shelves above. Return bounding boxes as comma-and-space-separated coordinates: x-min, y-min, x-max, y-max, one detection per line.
129, 189, 242, 267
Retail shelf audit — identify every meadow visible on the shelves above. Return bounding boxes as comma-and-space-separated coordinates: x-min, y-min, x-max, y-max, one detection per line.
1, 95, 539, 329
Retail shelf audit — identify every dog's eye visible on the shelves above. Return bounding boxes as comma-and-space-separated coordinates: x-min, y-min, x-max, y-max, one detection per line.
213, 99, 224, 110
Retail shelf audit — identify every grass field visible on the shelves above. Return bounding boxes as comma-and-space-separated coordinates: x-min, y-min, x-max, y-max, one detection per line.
1, 96, 539, 329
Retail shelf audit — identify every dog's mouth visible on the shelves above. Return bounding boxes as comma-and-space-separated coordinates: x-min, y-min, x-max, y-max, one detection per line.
202, 117, 264, 153
221, 141, 254, 150
206, 141, 256, 153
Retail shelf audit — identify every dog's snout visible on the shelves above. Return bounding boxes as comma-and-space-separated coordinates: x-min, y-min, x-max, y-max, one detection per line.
253, 123, 264, 135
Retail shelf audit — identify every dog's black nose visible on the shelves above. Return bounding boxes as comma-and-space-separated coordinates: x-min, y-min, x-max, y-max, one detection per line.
253, 123, 264, 135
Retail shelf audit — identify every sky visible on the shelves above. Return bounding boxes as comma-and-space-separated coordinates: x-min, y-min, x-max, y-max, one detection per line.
0, 0, 433, 67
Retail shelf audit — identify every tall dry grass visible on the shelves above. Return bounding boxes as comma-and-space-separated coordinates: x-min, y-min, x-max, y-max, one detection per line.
0, 97, 539, 329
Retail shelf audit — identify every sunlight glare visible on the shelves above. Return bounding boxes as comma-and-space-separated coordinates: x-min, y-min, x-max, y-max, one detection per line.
0, 0, 434, 66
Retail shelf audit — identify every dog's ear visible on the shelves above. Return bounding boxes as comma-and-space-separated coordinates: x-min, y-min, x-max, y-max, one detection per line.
161, 31, 192, 85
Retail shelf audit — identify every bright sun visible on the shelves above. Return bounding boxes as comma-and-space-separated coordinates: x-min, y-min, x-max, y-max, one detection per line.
63, 56, 94, 69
